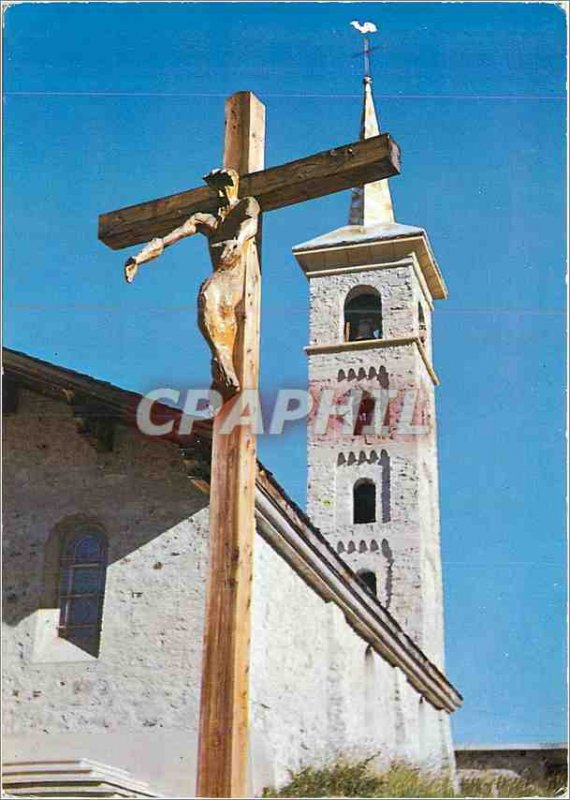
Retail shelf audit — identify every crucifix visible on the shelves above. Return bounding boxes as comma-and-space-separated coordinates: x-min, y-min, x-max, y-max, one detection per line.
98, 91, 400, 798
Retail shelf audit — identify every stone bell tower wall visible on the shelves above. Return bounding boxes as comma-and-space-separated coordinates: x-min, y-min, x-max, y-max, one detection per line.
305, 257, 445, 666
308, 258, 433, 348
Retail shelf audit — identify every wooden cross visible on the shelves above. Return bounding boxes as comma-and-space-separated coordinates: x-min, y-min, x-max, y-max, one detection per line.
98, 91, 400, 798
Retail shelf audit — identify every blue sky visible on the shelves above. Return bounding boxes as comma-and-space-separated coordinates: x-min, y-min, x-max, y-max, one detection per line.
3, 2, 567, 745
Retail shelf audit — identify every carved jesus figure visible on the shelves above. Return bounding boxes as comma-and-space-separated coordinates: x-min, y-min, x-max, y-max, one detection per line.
124, 169, 260, 398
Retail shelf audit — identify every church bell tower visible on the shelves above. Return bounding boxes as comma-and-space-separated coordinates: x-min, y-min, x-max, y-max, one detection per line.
292, 70, 448, 667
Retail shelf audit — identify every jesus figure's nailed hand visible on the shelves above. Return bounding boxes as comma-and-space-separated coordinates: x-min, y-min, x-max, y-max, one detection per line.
124, 257, 139, 284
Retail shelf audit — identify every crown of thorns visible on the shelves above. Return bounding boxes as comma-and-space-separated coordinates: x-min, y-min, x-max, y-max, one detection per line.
203, 168, 239, 188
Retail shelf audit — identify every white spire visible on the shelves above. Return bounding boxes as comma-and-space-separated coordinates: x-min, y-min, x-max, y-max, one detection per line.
348, 77, 396, 227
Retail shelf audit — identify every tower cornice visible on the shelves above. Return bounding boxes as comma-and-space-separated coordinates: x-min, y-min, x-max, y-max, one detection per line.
304, 336, 439, 386
301, 254, 435, 311
293, 226, 447, 301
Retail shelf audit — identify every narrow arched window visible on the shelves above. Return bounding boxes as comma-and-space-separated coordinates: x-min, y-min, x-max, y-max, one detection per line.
418, 302, 427, 345
353, 479, 376, 524
380, 450, 391, 523
58, 529, 107, 656
344, 288, 382, 342
357, 569, 377, 596
354, 392, 375, 435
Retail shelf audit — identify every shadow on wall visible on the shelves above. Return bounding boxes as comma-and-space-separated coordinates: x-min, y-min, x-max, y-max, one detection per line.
2, 430, 210, 629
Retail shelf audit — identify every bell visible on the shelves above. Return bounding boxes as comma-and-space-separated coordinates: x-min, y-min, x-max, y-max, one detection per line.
354, 317, 375, 341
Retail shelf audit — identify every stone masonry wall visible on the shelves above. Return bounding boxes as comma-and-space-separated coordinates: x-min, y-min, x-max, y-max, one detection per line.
308, 261, 431, 347
306, 258, 446, 668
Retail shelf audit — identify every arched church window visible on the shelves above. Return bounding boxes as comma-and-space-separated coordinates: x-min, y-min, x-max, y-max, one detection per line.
418, 302, 427, 345
344, 288, 382, 342
57, 528, 108, 656
353, 479, 376, 524
380, 450, 391, 523
357, 569, 377, 596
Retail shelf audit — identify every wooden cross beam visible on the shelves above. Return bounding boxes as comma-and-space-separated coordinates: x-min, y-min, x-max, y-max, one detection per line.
97, 91, 400, 799
98, 132, 400, 250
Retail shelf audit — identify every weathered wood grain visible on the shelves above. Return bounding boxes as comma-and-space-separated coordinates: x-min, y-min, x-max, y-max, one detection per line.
99, 132, 400, 250
196, 91, 264, 799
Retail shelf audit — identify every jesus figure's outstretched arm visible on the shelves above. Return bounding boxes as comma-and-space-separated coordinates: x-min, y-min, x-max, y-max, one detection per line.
124, 212, 218, 283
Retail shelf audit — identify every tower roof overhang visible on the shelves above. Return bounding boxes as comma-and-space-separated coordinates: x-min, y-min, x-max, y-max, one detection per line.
293, 222, 448, 301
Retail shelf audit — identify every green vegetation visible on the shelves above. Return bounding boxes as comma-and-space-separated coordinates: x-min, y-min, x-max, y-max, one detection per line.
262, 758, 454, 798
460, 772, 564, 798
262, 757, 565, 798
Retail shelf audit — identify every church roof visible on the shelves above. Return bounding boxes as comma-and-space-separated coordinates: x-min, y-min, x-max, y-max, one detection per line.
293, 220, 447, 301
3, 346, 462, 713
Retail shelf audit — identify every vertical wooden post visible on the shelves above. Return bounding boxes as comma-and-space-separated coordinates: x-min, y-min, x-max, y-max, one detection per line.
196, 92, 265, 799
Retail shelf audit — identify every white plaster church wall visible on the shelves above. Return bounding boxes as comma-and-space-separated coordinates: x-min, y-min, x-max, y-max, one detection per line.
3, 389, 210, 796
250, 534, 454, 788
3, 388, 454, 797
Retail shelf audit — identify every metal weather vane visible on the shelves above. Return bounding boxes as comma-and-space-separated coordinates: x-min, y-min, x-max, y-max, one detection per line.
350, 19, 379, 80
